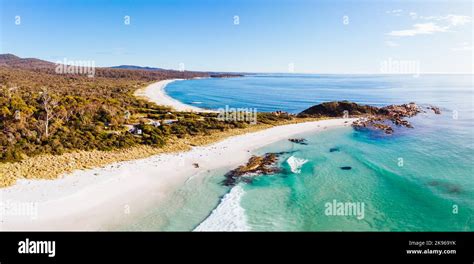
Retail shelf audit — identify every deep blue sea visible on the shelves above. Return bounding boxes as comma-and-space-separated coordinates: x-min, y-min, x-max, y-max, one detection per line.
167, 74, 473, 115
127, 74, 473, 231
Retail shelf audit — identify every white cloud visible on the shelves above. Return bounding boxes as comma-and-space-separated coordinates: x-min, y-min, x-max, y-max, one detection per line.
451, 42, 473, 51
384, 10, 471, 26
443, 15, 471, 26
387, 23, 448, 37
413, 14, 471, 26
386, 9, 403, 16
386, 13, 471, 37
385, 40, 399, 47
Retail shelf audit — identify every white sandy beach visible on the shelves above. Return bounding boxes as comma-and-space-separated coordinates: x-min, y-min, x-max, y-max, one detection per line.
0, 78, 356, 231
0, 118, 355, 231
135, 79, 217, 112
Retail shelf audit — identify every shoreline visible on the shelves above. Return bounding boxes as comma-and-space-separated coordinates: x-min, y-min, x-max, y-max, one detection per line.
134, 79, 217, 113
0, 118, 355, 231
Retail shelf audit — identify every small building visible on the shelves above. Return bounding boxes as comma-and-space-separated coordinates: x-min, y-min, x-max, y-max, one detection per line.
145, 119, 161, 127
124, 124, 142, 135
163, 119, 178, 125
131, 128, 142, 135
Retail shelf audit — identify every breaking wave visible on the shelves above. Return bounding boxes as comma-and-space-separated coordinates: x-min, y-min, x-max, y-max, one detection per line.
194, 185, 250, 231
286, 156, 308, 174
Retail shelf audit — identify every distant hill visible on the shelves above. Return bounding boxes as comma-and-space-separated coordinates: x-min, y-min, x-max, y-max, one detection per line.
0, 54, 20, 60
0, 54, 243, 78
111, 65, 164, 71
0, 54, 214, 80
0, 53, 56, 69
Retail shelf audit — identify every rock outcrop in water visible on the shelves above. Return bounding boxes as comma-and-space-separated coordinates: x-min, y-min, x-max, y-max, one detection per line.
299, 101, 440, 134
379, 102, 420, 119
428, 180, 462, 194
427, 105, 441, 115
223, 153, 280, 186
352, 102, 421, 134
288, 138, 308, 145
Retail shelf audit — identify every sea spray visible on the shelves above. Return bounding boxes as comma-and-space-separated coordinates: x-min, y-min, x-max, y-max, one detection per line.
286, 156, 308, 174
194, 185, 250, 231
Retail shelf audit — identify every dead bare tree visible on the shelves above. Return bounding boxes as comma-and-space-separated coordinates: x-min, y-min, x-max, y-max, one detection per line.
39, 88, 58, 138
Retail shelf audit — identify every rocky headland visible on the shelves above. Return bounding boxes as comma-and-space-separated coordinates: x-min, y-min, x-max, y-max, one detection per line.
298, 100, 441, 134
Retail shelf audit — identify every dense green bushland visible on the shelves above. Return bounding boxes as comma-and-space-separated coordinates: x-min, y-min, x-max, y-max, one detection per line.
0, 66, 292, 162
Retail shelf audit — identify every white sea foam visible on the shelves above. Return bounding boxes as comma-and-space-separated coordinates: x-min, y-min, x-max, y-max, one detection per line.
194, 185, 250, 231
286, 156, 308, 174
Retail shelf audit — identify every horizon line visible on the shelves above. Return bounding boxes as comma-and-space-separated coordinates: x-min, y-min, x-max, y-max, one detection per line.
2, 53, 473, 75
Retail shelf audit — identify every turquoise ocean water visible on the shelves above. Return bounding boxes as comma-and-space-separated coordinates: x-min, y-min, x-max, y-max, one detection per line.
123, 74, 473, 231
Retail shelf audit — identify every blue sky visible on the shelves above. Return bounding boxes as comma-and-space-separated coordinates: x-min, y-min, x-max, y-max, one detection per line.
0, 0, 472, 73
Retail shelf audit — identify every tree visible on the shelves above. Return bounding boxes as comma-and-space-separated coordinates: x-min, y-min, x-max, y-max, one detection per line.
39, 87, 58, 138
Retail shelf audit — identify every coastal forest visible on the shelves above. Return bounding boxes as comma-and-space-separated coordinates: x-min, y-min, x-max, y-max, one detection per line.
0, 54, 293, 163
